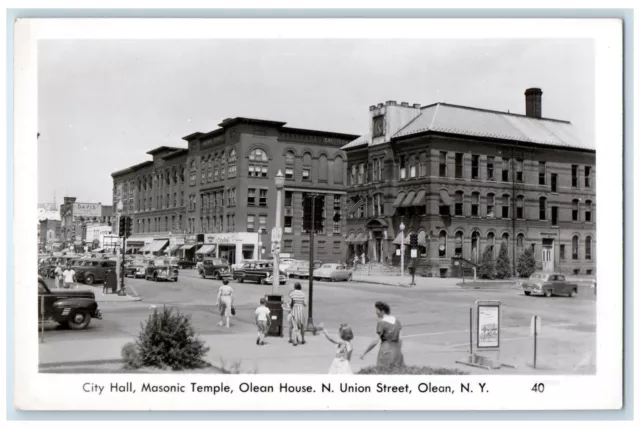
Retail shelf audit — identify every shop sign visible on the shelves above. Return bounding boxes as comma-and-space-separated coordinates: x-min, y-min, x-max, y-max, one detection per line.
185, 235, 197, 245
205, 233, 243, 244
73, 203, 102, 218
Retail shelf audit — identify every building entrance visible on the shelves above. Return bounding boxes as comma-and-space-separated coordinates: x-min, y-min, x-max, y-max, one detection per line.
542, 238, 554, 272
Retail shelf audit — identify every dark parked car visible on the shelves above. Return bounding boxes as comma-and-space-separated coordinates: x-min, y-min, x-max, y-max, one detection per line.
73, 259, 117, 285
177, 258, 197, 269
38, 275, 102, 330
520, 272, 579, 297
124, 261, 146, 278
144, 259, 179, 282
233, 260, 281, 285
198, 258, 232, 280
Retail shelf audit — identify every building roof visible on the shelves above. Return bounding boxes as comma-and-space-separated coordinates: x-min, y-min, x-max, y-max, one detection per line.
146, 146, 186, 156
342, 102, 590, 151
161, 148, 189, 160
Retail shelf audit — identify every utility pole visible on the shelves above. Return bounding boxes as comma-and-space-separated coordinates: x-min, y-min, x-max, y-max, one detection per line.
307, 195, 317, 332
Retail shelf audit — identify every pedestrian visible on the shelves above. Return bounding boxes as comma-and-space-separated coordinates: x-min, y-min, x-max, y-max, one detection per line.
254, 297, 271, 346
360, 301, 405, 371
353, 255, 358, 270
319, 322, 354, 374
361, 252, 366, 265
288, 282, 308, 346
215, 279, 234, 328
54, 263, 63, 289
62, 266, 76, 289
282, 301, 295, 343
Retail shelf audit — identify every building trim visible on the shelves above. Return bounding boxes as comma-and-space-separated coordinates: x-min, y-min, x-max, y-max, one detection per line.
283, 187, 347, 195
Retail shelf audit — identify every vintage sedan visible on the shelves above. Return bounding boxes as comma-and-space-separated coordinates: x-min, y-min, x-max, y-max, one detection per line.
144, 259, 179, 282
233, 261, 277, 285
520, 272, 579, 297
199, 258, 232, 280
124, 261, 146, 278
313, 264, 353, 282
286, 260, 323, 279
38, 275, 102, 330
263, 273, 288, 286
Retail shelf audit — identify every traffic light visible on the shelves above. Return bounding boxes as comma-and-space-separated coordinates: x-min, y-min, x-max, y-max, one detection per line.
119, 216, 126, 237
125, 216, 132, 237
302, 195, 313, 232
410, 233, 418, 248
332, 211, 341, 223
313, 196, 325, 232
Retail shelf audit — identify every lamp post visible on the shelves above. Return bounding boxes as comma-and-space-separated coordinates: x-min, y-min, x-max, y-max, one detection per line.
400, 220, 405, 278
272, 170, 285, 295
115, 200, 123, 290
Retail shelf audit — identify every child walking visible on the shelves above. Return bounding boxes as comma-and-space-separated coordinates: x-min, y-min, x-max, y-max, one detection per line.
254, 297, 271, 346
319, 323, 354, 374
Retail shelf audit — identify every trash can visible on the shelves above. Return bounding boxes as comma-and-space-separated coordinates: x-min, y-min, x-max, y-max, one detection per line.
265, 294, 284, 337
105, 270, 117, 294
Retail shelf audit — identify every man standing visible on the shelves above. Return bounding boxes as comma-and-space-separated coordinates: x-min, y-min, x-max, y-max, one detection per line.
54, 263, 63, 289
62, 266, 76, 289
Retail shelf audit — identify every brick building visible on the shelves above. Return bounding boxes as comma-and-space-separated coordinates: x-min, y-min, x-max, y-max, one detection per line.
342, 89, 596, 277
59, 197, 114, 252
112, 118, 357, 265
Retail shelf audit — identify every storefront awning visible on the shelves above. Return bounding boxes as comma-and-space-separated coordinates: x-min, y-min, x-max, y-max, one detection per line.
126, 241, 145, 247
352, 232, 368, 245
147, 240, 169, 253
180, 244, 195, 250
196, 244, 216, 255
402, 231, 428, 246
139, 243, 152, 253
392, 192, 406, 208
392, 232, 404, 245
401, 191, 416, 207
412, 190, 427, 206
439, 190, 453, 206
344, 232, 356, 243
164, 244, 181, 254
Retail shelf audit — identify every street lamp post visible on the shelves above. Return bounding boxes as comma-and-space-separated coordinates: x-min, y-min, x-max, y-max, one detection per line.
115, 200, 123, 291
400, 220, 406, 278
272, 170, 285, 295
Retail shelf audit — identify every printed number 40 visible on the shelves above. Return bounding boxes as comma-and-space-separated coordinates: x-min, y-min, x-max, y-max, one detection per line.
531, 383, 545, 393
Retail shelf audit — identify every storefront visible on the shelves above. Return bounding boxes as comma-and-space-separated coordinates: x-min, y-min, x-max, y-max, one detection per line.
125, 235, 148, 254
202, 232, 260, 266
164, 237, 185, 257
180, 235, 197, 261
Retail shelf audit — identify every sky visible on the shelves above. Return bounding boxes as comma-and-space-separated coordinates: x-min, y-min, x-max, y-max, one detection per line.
38, 38, 594, 205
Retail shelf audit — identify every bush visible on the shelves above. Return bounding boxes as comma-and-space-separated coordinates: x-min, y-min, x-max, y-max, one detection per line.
130, 306, 210, 370
358, 365, 468, 375
478, 246, 496, 279
495, 242, 512, 279
516, 246, 536, 278
121, 342, 142, 369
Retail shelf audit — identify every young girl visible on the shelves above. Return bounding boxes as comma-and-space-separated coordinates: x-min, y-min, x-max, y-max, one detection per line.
319, 323, 354, 374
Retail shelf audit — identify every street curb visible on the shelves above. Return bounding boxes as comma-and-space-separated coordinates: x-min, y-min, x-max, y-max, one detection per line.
96, 296, 142, 303
351, 279, 415, 288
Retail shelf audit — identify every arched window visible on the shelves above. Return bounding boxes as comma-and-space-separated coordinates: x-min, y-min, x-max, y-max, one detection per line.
302, 153, 312, 181
487, 232, 496, 257
571, 199, 580, 221
502, 194, 510, 218
409, 155, 417, 178
439, 230, 447, 257
319, 154, 328, 182
220, 152, 227, 180
455, 191, 464, 216
486, 193, 495, 218
572, 235, 579, 260
165, 171, 170, 186
455, 231, 464, 257
539, 197, 547, 220
502, 232, 509, 250
190, 160, 196, 170
585, 236, 592, 260
180, 167, 185, 183
228, 149, 237, 178
334, 155, 344, 184
213, 155, 219, 182
248, 148, 268, 178
471, 231, 480, 263
517, 233, 525, 255
471, 192, 480, 216
285, 151, 295, 179
516, 195, 524, 219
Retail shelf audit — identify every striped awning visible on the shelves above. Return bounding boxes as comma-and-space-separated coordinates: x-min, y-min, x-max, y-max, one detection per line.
164, 244, 181, 254
196, 244, 216, 255
344, 232, 356, 243
401, 191, 416, 207
439, 190, 453, 206
352, 232, 368, 245
412, 190, 427, 206
392, 232, 404, 245
180, 244, 195, 250
139, 243, 152, 253
346, 197, 364, 214
147, 240, 169, 253
404, 231, 429, 246
392, 192, 406, 208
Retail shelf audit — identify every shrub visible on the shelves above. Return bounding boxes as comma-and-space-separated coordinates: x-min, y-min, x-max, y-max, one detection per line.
121, 341, 142, 369
516, 246, 536, 278
133, 306, 210, 370
478, 246, 496, 279
495, 242, 512, 279
358, 365, 468, 375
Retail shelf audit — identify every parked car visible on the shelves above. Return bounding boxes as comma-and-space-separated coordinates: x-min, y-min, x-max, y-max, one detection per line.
198, 258, 232, 280
279, 258, 297, 273
520, 272, 579, 297
286, 260, 323, 279
313, 263, 353, 282
144, 259, 179, 282
177, 258, 197, 269
263, 273, 288, 285
233, 260, 280, 285
38, 275, 102, 330
124, 261, 146, 278
73, 259, 117, 285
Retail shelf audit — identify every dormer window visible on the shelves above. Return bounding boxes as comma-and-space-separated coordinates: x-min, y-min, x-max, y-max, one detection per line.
373, 115, 384, 138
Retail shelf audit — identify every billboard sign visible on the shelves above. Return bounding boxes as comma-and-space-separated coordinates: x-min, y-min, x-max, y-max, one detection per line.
73, 203, 102, 218
476, 300, 501, 349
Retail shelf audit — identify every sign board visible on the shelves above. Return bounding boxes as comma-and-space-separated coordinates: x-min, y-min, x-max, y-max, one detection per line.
396, 249, 401, 256
271, 227, 282, 243
73, 203, 102, 218
476, 300, 501, 349
530, 315, 542, 337
410, 249, 418, 258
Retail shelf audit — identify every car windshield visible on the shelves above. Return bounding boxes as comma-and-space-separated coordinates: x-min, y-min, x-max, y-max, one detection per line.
321, 264, 332, 269
530, 273, 548, 280
210, 259, 225, 265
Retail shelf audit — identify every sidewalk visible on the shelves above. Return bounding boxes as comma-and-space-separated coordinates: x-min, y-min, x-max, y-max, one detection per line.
351, 274, 460, 289
73, 285, 141, 303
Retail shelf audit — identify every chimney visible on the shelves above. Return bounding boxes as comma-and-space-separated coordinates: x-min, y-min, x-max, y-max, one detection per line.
377, 103, 384, 108
525, 88, 543, 118
369, 105, 377, 111
400, 102, 409, 107
413, 103, 421, 109
385, 100, 397, 106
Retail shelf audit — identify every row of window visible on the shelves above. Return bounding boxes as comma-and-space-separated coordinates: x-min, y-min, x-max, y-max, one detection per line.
283, 239, 342, 254
200, 214, 236, 234
200, 189, 238, 211
349, 152, 594, 190
283, 193, 343, 235
135, 215, 184, 234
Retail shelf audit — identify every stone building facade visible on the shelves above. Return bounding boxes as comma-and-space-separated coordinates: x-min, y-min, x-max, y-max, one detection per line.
342, 89, 596, 277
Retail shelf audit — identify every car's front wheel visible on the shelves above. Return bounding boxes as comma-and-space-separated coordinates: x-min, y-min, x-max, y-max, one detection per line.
569, 289, 577, 298
68, 310, 91, 330
524, 291, 531, 296
214, 271, 222, 280
544, 289, 552, 298
260, 277, 267, 285
85, 274, 95, 285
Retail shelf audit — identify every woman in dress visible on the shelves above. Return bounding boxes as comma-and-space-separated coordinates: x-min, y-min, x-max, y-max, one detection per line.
289, 282, 308, 346
319, 323, 354, 374
360, 301, 404, 370
215, 279, 234, 328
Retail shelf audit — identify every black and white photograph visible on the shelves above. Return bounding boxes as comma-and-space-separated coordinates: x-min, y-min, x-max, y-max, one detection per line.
13, 17, 623, 411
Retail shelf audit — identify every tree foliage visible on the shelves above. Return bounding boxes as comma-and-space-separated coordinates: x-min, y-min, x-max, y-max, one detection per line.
495, 242, 512, 279
478, 246, 496, 279
516, 246, 537, 278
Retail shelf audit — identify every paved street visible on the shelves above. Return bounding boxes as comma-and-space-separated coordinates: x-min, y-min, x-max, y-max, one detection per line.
40, 270, 596, 374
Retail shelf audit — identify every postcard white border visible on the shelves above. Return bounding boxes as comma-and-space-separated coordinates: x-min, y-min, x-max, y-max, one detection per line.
13, 18, 623, 411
